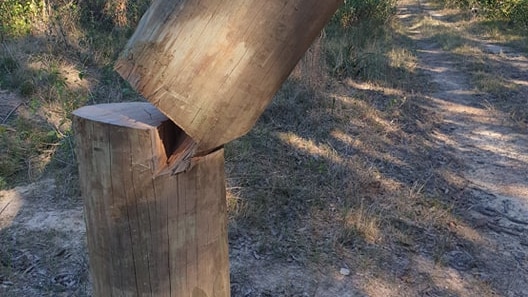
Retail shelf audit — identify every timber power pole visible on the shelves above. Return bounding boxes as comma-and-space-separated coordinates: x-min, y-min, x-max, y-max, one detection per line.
73, 0, 342, 296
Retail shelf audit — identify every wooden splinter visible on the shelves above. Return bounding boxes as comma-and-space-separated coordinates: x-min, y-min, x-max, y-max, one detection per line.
73, 102, 230, 297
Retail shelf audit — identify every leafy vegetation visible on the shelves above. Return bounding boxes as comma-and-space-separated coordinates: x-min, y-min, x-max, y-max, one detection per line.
325, 0, 422, 93
439, 0, 528, 27
332, 0, 397, 27
0, 0, 150, 188
0, 0, 43, 38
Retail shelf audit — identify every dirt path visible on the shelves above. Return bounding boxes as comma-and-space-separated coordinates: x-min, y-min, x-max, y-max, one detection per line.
400, 0, 528, 295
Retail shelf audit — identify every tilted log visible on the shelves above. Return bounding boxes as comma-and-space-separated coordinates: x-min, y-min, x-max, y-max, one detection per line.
115, 0, 342, 153
73, 102, 230, 297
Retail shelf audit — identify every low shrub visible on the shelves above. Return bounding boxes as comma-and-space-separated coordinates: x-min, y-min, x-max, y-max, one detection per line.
332, 0, 397, 28
0, 0, 43, 37
438, 0, 528, 28
509, 0, 528, 28
325, 0, 402, 84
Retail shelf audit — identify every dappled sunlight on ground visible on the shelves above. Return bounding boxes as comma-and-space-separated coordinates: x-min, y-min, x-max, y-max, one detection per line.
331, 129, 408, 168
25, 59, 93, 92
428, 94, 528, 203
428, 96, 495, 119
0, 179, 85, 233
359, 276, 402, 297
0, 189, 24, 230
344, 79, 406, 97
447, 218, 489, 246
412, 255, 491, 297
511, 79, 528, 86
278, 132, 344, 164
480, 182, 528, 202
1, 0, 527, 295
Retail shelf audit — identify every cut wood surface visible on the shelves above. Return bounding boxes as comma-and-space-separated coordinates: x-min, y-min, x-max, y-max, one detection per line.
115, 0, 342, 152
73, 102, 230, 297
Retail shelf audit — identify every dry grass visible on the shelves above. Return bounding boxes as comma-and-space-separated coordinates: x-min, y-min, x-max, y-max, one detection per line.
226, 3, 527, 295
412, 15, 470, 50
407, 2, 528, 125
1, 0, 528, 296
472, 70, 519, 97
0, 1, 146, 189
225, 25, 469, 289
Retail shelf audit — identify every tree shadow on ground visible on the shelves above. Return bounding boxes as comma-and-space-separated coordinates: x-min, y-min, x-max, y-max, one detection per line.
225, 18, 528, 294
2, 2, 528, 295
0, 179, 90, 297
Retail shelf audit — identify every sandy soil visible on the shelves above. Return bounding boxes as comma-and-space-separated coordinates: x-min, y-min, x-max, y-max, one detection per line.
399, 0, 528, 295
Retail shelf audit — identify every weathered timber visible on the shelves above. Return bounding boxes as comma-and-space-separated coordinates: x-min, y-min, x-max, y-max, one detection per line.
73, 102, 230, 297
115, 0, 342, 152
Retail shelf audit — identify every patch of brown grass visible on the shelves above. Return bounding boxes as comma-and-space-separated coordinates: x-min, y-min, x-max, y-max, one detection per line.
226, 41, 467, 292
223, 4, 523, 294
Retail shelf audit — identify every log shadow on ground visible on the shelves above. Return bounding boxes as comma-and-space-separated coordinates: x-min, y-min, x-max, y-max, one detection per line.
225, 39, 528, 295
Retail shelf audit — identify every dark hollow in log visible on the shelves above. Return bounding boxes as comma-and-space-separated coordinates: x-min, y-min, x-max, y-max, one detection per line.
115, 0, 342, 152
73, 102, 230, 297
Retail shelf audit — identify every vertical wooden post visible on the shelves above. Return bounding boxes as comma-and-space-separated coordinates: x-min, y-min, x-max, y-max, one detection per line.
73, 102, 230, 297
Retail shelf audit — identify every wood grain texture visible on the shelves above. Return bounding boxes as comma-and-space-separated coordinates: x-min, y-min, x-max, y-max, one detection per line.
115, 0, 342, 152
73, 102, 229, 297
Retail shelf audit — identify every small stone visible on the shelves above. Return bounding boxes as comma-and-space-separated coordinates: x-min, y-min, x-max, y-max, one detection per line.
252, 251, 261, 260
339, 268, 350, 276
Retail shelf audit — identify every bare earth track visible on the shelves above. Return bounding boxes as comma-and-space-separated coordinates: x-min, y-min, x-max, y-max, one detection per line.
1, 0, 528, 296
400, 0, 528, 295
